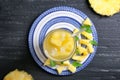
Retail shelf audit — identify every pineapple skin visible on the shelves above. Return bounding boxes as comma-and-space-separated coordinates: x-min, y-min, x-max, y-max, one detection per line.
89, 0, 120, 16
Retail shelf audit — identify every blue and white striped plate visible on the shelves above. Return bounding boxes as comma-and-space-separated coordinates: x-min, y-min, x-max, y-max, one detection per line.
28, 6, 98, 75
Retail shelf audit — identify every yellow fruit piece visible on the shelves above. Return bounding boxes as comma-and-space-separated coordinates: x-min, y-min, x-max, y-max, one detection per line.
79, 39, 90, 45
89, 0, 120, 16
73, 29, 79, 33
3, 69, 33, 80
44, 59, 50, 66
50, 33, 63, 47
77, 45, 89, 55
72, 54, 87, 62
81, 31, 93, 40
56, 66, 65, 74
87, 43, 94, 53
83, 18, 92, 26
77, 45, 86, 54
83, 49, 89, 55
63, 60, 70, 66
68, 64, 76, 73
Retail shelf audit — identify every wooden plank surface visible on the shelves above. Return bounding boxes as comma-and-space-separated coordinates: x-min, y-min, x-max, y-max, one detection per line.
0, 0, 120, 80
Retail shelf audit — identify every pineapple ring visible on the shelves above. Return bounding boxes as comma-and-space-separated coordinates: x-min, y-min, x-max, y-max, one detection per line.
3, 69, 33, 80
89, 0, 120, 16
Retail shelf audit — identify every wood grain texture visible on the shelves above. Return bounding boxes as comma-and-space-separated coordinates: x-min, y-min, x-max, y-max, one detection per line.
0, 0, 120, 80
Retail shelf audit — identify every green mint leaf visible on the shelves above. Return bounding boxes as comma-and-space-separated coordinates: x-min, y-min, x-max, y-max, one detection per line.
72, 61, 82, 67
80, 25, 92, 33
50, 60, 56, 67
90, 40, 98, 46
85, 27, 92, 33
81, 25, 90, 29
74, 36, 79, 41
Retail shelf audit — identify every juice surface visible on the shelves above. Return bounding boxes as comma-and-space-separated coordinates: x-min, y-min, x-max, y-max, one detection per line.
43, 29, 75, 61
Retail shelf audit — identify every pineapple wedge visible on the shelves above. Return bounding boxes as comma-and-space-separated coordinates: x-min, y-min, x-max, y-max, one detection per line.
73, 28, 79, 33
56, 65, 66, 74
68, 64, 76, 73
63, 60, 70, 66
79, 39, 90, 45
83, 18, 92, 26
89, 0, 120, 16
44, 59, 50, 66
87, 43, 94, 53
72, 54, 88, 62
81, 31, 93, 40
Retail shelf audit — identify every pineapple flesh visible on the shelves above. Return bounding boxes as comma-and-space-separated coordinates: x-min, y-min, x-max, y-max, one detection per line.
3, 69, 33, 80
89, 0, 120, 16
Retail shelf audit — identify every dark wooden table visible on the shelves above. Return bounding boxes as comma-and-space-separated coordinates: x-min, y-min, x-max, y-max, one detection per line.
0, 0, 120, 80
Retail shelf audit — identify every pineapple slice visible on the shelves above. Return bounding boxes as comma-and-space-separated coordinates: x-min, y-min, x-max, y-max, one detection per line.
83, 18, 92, 26
3, 69, 33, 80
89, 0, 120, 16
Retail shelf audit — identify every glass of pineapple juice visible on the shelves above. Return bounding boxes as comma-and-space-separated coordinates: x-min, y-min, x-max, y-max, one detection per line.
43, 29, 76, 62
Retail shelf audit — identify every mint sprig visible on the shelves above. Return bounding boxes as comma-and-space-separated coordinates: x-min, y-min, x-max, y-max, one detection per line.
50, 60, 56, 67
90, 40, 98, 46
72, 61, 82, 67
81, 25, 92, 33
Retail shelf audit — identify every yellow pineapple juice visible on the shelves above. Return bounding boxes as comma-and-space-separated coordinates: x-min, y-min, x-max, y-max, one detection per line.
43, 29, 76, 61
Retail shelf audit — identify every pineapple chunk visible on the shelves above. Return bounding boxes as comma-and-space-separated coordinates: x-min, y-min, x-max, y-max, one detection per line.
77, 45, 86, 54
51, 33, 62, 47
68, 64, 76, 73
87, 43, 94, 53
83, 18, 92, 26
56, 66, 65, 74
81, 31, 93, 40
73, 29, 79, 33
83, 49, 89, 55
79, 39, 90, 45
72, 54, 87, 62
63, 60, 70, 66
44, 59, 50, 66
89, 0, 120, 16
